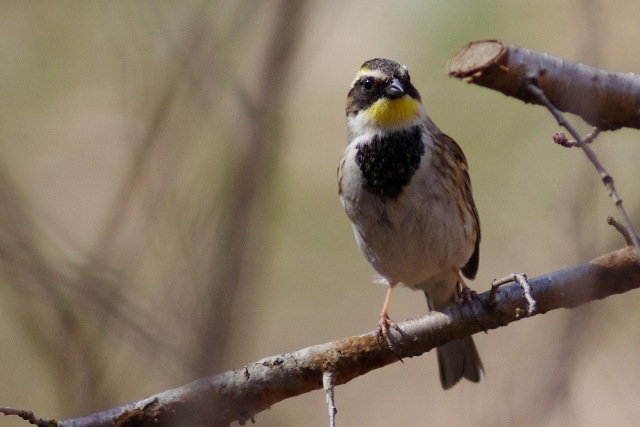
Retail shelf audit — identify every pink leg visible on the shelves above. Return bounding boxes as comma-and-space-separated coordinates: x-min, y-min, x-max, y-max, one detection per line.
377, 283, 404, 356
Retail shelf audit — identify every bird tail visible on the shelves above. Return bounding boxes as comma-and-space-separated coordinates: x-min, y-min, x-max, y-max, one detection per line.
426, 289, 484, 390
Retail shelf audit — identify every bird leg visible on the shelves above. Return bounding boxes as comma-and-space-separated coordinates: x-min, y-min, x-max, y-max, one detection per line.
377, 283, 404, 357
453, 267, 486, 333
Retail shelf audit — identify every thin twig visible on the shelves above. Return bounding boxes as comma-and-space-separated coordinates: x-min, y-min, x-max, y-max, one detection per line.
323, 371, 337, 427
524, 75, 640, 255
608, 216, 635, 246
0, 406, 59, 427
553, 128, 601, 147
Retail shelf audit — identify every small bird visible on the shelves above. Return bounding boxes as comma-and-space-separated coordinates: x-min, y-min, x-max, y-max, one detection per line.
337, 58, 484, 389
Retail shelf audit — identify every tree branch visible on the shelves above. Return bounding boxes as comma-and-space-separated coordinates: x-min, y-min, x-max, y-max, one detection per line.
448, 39, 640, 257
4, 247, 635, 427
447, 39, 640, 130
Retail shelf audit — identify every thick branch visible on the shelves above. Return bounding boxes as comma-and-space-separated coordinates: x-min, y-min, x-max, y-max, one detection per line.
34, 246, 637, 427
447, 39, 640, 130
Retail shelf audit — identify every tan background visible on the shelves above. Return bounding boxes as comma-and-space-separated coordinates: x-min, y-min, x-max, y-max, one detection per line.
1, 1, 640, 426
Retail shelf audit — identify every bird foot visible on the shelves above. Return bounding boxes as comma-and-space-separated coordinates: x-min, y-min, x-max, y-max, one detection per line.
457, 282, 486, 333
489, 273, 536, 315
377, 314, 405, 360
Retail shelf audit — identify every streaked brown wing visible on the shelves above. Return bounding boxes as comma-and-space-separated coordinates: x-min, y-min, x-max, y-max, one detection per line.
440, 133, 480, 280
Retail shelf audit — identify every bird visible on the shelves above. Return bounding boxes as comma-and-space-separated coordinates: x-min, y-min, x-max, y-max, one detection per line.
337, 58, 484, 389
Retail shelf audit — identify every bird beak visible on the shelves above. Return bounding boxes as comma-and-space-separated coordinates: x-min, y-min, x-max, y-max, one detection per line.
386, 78, 405, 98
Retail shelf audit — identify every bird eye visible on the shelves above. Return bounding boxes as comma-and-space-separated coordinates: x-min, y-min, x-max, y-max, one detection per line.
362, 78, 374, 91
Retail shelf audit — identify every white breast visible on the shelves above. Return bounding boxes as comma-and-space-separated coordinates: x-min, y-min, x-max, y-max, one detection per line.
339, 128, 474, 288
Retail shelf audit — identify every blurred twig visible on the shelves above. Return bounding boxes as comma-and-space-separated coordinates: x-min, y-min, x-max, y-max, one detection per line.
0, 160, 107, 414
191, 0, 308, 377
523, 9, 608, 425
0, 2, 310, 417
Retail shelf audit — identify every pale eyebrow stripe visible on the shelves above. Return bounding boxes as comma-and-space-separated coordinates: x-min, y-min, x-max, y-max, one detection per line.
351, 69, 386, 86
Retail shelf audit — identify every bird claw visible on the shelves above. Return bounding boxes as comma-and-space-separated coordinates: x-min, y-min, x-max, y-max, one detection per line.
490, 273, 536, 315
458, 283, 486, 333
377, 314, 405, 360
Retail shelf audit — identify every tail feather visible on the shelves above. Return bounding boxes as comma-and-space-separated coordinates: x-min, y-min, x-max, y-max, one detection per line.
425, 289, 484, 389
437, 335, 484, 389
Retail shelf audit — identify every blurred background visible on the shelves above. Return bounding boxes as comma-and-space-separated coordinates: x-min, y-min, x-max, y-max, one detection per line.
1, 1, 640, 426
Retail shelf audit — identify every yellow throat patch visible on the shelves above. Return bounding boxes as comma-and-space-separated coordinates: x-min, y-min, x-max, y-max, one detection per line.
366, 96, 419, 128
